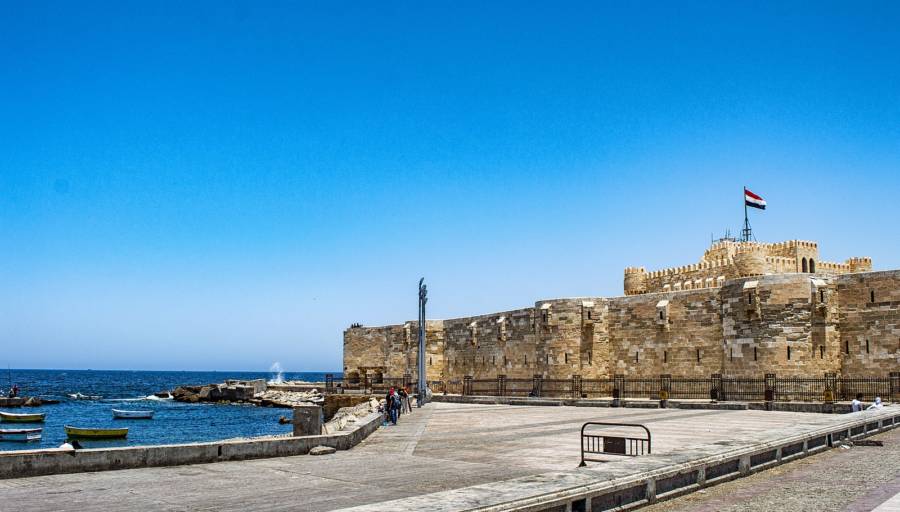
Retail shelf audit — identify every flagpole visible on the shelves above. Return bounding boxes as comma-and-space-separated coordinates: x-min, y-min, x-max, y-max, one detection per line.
742, 186, 751, 242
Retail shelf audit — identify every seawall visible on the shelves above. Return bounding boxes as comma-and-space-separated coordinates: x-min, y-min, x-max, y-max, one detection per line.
0, 410, 382, 479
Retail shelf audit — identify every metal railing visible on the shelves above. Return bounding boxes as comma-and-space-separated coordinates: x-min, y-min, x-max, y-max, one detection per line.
338, 372, 900, 402
580, 422, 651, 466
451, 373, 899, 402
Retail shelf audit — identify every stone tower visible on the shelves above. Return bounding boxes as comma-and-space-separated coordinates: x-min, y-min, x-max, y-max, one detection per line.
623, 267, 647, 296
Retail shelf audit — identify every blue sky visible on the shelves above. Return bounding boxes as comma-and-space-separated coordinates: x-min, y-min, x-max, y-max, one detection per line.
2, 2, 899, 371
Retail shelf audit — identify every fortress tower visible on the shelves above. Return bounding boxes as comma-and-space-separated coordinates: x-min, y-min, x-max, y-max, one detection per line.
625, 238, 873, 295
733, 243, 766, 277
623, 267, 647, 296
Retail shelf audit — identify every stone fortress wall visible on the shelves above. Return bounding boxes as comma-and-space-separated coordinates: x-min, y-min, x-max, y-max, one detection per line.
343, 239, 898, 383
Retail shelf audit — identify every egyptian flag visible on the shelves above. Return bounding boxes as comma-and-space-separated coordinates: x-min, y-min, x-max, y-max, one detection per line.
744, 188, 767, 210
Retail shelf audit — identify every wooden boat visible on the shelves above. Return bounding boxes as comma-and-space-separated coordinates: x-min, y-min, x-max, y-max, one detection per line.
112, 409, 154, 419
0, 428, 42, 442
0, 411, 46, 423
65, 426, 128, 439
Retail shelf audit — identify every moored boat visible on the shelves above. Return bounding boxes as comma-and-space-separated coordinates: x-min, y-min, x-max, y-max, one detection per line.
112, 409, 154, 419
0, 411, 46, 423
0, 428, 42, 442
65, 425, 128, 439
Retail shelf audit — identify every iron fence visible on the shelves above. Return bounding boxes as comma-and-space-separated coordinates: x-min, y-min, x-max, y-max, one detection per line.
582, 379, 614, 398
455, 374, 899, 402
504, 378, 535, 396
668, 378, 712, 399
622, 378, 660, 399
718, 377, 766, 401
839, 378, 894, 401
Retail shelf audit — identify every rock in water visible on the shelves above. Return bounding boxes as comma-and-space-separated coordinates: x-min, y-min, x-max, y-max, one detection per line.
309, 446, 336, 456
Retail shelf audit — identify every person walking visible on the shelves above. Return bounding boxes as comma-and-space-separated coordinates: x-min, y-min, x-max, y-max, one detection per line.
391, 388, 401, 424
385, 387, 400, 425
398, 387, 411, 415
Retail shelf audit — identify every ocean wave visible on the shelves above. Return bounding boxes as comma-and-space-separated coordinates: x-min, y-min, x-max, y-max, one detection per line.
98, 394, 173, 402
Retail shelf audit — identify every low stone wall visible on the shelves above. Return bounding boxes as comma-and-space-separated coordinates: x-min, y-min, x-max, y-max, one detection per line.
324, 394, 374, 421
0, 410, 382, 479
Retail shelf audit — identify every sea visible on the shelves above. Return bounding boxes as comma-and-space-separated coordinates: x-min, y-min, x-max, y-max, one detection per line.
0, 369, 341, 451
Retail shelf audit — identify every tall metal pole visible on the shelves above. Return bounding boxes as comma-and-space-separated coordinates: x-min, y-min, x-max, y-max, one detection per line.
741, 186, 752, 242
417, 278, 428, 407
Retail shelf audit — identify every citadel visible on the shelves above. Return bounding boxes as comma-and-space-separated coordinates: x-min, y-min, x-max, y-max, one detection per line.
344, 237, 899, 384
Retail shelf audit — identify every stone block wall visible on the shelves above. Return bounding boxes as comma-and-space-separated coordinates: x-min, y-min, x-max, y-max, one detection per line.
608, 288, 722, 377
720, 274, 841, 377
836, 270, 900, 377
344, 269, 899, 382
343, 321, 445, 383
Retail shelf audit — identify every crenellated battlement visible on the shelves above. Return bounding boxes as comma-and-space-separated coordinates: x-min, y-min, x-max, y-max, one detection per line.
628, 238, 869, 294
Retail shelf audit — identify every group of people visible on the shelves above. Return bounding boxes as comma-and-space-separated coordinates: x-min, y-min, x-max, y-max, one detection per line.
383, 386, 413, 426
851, 393, 884, 412
6, 384, 18, 398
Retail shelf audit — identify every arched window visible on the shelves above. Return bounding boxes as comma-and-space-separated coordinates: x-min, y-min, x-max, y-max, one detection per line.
809, 259, 816, 273
801, 258, 808, 273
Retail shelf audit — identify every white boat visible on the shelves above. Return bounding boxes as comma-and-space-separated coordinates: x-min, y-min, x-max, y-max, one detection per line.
0, 428, 42, 442
112, 409, 154, 419
0, 411, 45, 423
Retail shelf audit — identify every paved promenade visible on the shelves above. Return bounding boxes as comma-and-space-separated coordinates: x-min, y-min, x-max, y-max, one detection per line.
0, 402, 897, 511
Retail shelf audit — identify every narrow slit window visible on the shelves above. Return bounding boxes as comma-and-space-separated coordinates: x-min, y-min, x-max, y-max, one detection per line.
429, 357, 432, 366
871, 290, 876, 303
754, 347, 758, 361
524, 355, 528, 365
748, 293, 753, 305
819, 346, 824, 359
845, 340, 850, 354
587, 311, 592, 320
588, 351, 592, 365
663, 350, 667, 363
820, 290, 825, 302
696, 349, 701, 362
564, 353, 568, 364
635, 351, 639, 363
866, 339, 870, 354
787, 346, 791, 360
659, 311, 664, 320
730, 347, 734, 361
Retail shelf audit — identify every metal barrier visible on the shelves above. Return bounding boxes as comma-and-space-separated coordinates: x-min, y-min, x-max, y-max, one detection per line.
579, 422, 651, 466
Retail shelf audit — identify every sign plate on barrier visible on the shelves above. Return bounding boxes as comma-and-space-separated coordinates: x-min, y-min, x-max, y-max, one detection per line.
604, 436, 626, 455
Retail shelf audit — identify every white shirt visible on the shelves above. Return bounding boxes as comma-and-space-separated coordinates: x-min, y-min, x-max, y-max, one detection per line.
851, 399, 862, 412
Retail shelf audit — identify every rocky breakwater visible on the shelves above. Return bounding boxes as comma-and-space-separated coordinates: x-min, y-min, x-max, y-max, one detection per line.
169, 379, 325, 408
0, 396, 60, 407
